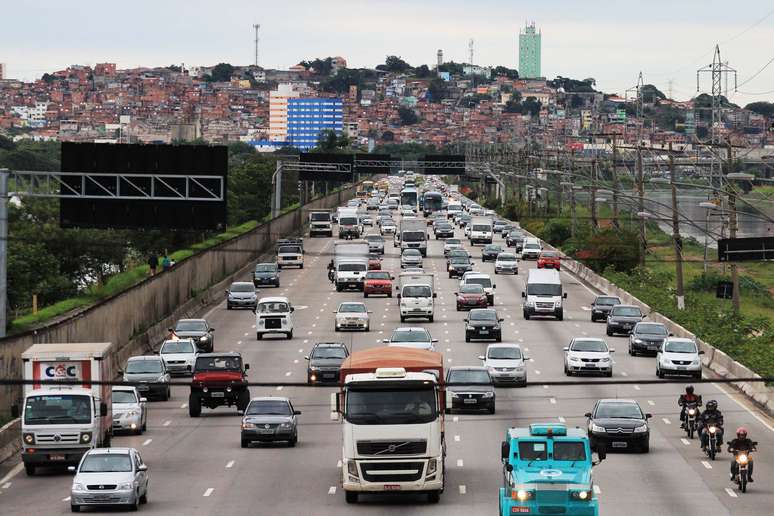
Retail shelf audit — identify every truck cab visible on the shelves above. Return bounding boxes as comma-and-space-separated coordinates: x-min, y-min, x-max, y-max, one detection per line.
309, 210, 333, 237
500, 424, 604, 516
397, 272, 436, 322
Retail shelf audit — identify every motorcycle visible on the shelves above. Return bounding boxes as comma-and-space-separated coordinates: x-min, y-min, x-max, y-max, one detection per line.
730, 442, 757, 493
684, 403, 700, 439
704, 424, 722, 460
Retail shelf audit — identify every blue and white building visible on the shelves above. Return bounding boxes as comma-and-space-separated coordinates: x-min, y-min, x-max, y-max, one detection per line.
286, 98, 344, 150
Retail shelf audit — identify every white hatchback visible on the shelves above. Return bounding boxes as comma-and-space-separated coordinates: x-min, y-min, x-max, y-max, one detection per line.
478, 343, 528, 386
563, 338, 614, 377
656, 338, 703, 379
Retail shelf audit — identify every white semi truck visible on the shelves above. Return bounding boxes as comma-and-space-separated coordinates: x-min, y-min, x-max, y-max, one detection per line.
397, 272, 436, 322
15, 343, 116, 476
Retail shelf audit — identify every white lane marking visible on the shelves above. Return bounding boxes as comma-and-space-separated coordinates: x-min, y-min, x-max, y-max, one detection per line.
301, 343, 307, 348
181, 403, 188, 409
459, 485, 467, 495
276, 386, 284, 391
294, 359, 299, 364
142, 439, 152, 446
543, 385, 549, 389
647, 400, 655, 406
581, 306, 592, 311
681, 438, 691, 446
549, 398, 557, 405
701, 461, 713, 470
457, 459, 464, 467
662, 418, 671, 425
226, 460, 235, 469
444, 322, 448, 326
337, 460, 342, 468
2, 482, 11, 489
574, 323, 580, 328
445, 330, 449, 334
725, 488, 737, 498
312, 323, 316, 328
633, 385, 641, 391
163, 420, 171, 427
285, 371, 292, 377
203, 488, 214, 497
63, 496, 71, 502
581, 332, 588, 336
446, 348, 452, 352
307, 331, 313, 335
447, 358, 453, 363
621, 372, 628, 377
454, 435, 461, 442
237, 340, 243, 345
453, 416, 459, 423
534, 370, 541, 375
558, 416, 566, 423
243, 332, 249, 337
524, 347, 529, 352
593, 485, 601, 495
328, 486, 337, 495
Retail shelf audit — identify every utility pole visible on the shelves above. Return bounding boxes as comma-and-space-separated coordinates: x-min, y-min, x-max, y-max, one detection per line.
668, 143, 685, 310
0, 170, 8, 337
727, 143, 740, 313
611, 140, 620, 229
637, 145, 646, 268
569, 153, 577, 238
590, 158, 599, 231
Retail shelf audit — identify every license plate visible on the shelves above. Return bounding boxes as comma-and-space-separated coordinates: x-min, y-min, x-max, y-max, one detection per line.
383, 485, 401, 491
259, 429, 274, 435
210, 392, 225, 397
586, 363, 598, 368
137, 385, 149, 391
512, 508, 530, 514
49, 454, 66, 461
463, 398, 477, 404
479, 330, 489, 334
612, 442, 628, 448
676, 365, 686, 370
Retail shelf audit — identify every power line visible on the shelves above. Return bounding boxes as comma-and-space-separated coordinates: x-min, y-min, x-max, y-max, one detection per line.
736, 55, 774, 88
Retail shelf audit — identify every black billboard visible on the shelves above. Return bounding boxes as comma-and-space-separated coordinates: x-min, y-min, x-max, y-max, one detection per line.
298, 153, 353, 182
421, 154, 466, 175
718, 236, 774, 262
60, 143, 227, 230
354, 153, 392, 176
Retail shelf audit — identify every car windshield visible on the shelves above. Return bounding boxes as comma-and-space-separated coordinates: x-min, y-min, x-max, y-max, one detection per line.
24, 394, 92, 425
519, 441, 548, 461
367, 272, 390, 280
448, 370, 491, 384
230, 283, 254, 293
450, 257, 470, 265
498, 254, 517, 261
446, 239, 461, 245
541, 252, 557, 258
525, 243, 540, 249
665, 340, 697, 353
466, 278, 492, 288
527, 283, 562, 296
485, 246, 502, 252
79, 454, 132, 473
161, 340, 195, 354
112, 390, 138, 404
470, 310, 497, 321
554, 442, 587, 461
488, 347, 521, 360
339, 303, 366, 313
595, 402, 643, 419
246, 401, 291, 416
571, 339, 607, 352
403, 249, 421, 257
312, 347, 347, 359
339, 263, 367, 272
346, 388, 437, 425
175, 320, 207, 332
194, 356, 242, 372
366, 236, 383, 242
403, 285, 431, 298
595, 296, 620, 306
637, 324, 667, 335
258, 302, 290, 313
255, 264, 276, 273
391, 330, 430, 342
611, 306, 642, 317
125, 360, 162, 374
460, 285, 484, 294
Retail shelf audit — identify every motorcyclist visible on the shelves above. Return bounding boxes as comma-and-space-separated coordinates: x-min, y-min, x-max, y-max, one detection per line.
728, 427, 756, 483
698, 400, 724, 452
166, 327, 180, 341
678, 385, 702, 428
327, 259, 335, 283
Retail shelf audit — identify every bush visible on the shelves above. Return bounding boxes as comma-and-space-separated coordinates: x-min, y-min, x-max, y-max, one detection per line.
541, 219, 572, 246
579, 228, 640, 273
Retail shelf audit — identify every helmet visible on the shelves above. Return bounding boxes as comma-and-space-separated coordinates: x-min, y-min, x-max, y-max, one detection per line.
736, 427, 748, 438
685, 385, 695, 395
706, 400, 718, 411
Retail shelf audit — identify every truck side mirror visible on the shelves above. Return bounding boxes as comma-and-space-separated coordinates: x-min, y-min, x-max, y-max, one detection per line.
563, 293, 568, 299
501, 441, 510, 460
330, 392, 340, 420
11, 404, 19, 418
506, 463, 514, 472
521, 292, 526, 298
245, 364, 250, 370
100, 403, 108, 417
433, 293, 437, 298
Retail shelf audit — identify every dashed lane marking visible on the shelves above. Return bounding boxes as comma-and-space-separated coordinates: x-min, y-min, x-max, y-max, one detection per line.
593, 485, 601, 495
647, 400, 655, 406
457, 459, 464, 467
534, 370, 541, 375
558, 416, 566, 423
453, 416, 459, 422
307, 331, 313, 335
285, 371, 292, 377
725, 488, 738, 498
328, 486, 337, 495
276, 386, 283, 391
633, 385, 641, 391
549, 398, 557, 405
181, 403, 188, 409
543, 385, 549, 389
142, 439, 152, 446
243, 332, 249, 337
237, 341, 243, 345
681, 438, 691, 446
299, 347, 304, 351
454, 435, 461, 442
662, 418, 671, 425
337, 460, 342, 468
62, 497, 71, 502
203, 488, 214, 497
701, 461, 713, 470
621, 372, 628, 377
163, 420, 171, 427
226, 460, 235, 469
459, 485, 467, 495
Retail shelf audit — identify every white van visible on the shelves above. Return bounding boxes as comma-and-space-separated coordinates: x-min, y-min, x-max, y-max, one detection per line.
522, 269, 566, 320
520, 237, 542, 260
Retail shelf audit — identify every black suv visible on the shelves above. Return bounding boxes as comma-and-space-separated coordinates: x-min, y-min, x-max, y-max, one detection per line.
448, 256, 473, 278
305, 342, 349, 384
590, 295, 622, 322
505, 231, 524, 251
434, 222, 455, 239
446, 367, 496, 414
254, 262, 281, 288
189, 352, 250, 417
606, 305, 644, 336
464, 308, 503, 342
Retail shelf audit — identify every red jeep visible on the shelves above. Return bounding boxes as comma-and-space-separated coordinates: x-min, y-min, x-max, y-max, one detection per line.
189, 352, 250, 417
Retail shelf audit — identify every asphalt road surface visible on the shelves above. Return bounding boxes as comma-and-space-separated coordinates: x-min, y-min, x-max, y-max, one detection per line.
0, 215, 772, 516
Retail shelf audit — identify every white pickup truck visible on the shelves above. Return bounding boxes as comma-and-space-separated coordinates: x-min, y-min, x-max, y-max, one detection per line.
397, 272, 436, 322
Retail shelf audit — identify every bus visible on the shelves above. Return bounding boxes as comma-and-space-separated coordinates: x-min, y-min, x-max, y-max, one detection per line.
362, 180, 375, 193
422, 191, 444, 217
400, 187, 418, 211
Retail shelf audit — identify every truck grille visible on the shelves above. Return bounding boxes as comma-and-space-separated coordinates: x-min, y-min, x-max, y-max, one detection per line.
263, 317, 283, 329
87, 484, 117, 490
357, 440, 427, 455
581, 358, 600, 363
536, 302, 555, 309
360, 461, 424, 482
35, 433, 79, 444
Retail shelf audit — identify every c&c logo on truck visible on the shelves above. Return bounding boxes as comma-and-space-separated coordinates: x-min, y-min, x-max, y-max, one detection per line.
45, 364, 78, 379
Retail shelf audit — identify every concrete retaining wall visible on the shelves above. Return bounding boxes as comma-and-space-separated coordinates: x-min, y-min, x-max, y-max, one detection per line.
0, 418, 20, 465
0, 185, 356, 418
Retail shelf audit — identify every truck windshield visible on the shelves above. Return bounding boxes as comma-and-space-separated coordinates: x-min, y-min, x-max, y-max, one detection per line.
403, 231, 425, 242
340, 217, 358, 225
527, 284, 562, 296
346, 388, 437, 425
554, 442, 587, 461
519, 441, 548, 461
258, 302, 290, 313
194, 356, 243, 372
472, 224, 490, 231
278, 246, 301, 254
403, 285, 431, 298
24, 394, 92, 425
338, 263, 367, 272
311, 213, 330, 221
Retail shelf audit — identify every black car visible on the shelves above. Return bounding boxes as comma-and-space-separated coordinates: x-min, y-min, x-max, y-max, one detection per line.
240, 397, 300, 448
465, 308, 503, 342
628, 322, 670, 356
505, 231, 524, 251
590, 295, 622, 322
481, 244, 503, 262
448, 256, 473, 278
254, 262, 281, 288
586, 399, 651, 453
174, 318, 214, 353
305, 342, 349, 384
434, 223, 455, 239
446, 367, 495, 414
606, 305, 644, 336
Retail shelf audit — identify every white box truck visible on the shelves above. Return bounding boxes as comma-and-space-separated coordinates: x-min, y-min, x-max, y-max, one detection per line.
400, 219, 428, 256
338, 208, 362, 239
309, 210, 333, 237
15, 343, 116, 476
397, 272, 436, 322
334, 240, 370, 291
469, 216, 493, 245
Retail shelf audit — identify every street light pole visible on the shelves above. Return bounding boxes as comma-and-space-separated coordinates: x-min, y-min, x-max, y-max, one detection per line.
0, 169, 8, 337
612, 140, 620, 229
637, 145, 646, 267
727, 143, 740, 314
668, 143, 685, 310
590, 159, 599, 231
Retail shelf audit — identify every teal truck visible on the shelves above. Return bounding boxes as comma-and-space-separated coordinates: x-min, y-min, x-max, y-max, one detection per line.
499, 423, 606, 516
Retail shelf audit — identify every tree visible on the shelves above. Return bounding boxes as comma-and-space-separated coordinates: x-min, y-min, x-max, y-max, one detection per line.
381, 130, 395, 141
398, 107, 419, 125
640, 84, 666, 103
745, 101, 774, 118
314, 130, 351, 153
380, 55, 412, 73
413, 64, 432, 78
166, 65, 182, 73
492, 66, 519, 79
460, 93, 491, 108
300, 57, 334, 76
41, 73, 56, 84
522, 97, 542, 116
548, 76, 595, 93
427, 78, 449, 103
438, 61, 464, 75
210, 63, 235, 82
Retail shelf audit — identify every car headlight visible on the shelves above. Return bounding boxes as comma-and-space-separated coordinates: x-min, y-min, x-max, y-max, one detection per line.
590, 423, 606, 433
600, 357, 610, 362
512, 489, 534, 501
279, 422, 292, 429
691, 359, 700, 365
241, 422, 256, 429
72, 482, 86, 491
426, 458, 437, 475
79, 432, 92, 443
126, 410, 137, 417
482, 391, 494, 398
117, 482, 133, 491
633, 424, 648, 433
571, 490, 593, 501
569, 356, 581, 363
634, 338, 643, 344
200, 335, 209, 342
157, 375, 167, 383
466, 325, 474, 330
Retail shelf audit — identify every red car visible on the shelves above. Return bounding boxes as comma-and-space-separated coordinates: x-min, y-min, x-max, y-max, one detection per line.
537, 251, 561, 270
456, 284, 488, 311
368, 256, 382, 270
364, 270, 393, 298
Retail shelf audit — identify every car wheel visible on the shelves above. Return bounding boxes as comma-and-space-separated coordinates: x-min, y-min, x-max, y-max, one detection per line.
24, 464, 35, 476
288, 434, 298, 447
628, 343, 633, 356
71, 504, 81, 512
237, 390, 250, 412
142, 418, 147, 432
188, 393, 202, 417
640, 440, 650, 453
465, 333, 471, 343
256, 332, 262, 340
365, 325, 370, 332
241, 438, 249, 448
227, 304, 232, 310
128, 498, 138, 511
139, 490, 148, 504
494, 270, 498, 274
400, 316, 406, 322
489, 404, 496, 415
364, 292, 369, 298
161, 387, 170, 402
657, 367, 664, 379
428, 316, 434, 323
345, 491, 359, 504
606, 370, 613, 378
606, 328, 613, 336
694, 372, 702, 379
523, 310, 530, 320
556, 310, 563, 321
334, 326, 340, 332
564, 365, 571, 376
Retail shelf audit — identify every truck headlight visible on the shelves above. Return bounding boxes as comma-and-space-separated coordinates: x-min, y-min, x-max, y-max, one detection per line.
23, 433, 34, 444
512, 489, 533, 501
80, 432, 92, 444
571, 490, 593, 500
72, 482, 86, 491
347, 460, 359, 479
426, 458, 437, 475
633, 424, 648, 433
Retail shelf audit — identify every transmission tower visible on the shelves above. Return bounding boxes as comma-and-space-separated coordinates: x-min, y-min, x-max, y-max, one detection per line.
253, 24, 261, 67
468, 39, 474, 65
625, 71, 645, 142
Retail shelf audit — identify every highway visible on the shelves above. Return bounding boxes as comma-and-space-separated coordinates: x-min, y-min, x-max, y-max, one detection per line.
0, 209, 772, 515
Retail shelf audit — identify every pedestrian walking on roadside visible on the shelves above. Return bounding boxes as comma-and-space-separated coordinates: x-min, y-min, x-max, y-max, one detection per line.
148, 253, 159, 276
162, 254, 172, 271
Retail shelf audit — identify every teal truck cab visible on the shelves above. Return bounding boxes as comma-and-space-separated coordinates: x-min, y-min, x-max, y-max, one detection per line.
499, 423, 605, 516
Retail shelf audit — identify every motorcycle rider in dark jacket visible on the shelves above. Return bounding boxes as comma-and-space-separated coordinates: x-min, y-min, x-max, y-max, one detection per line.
698, 400, 724, 451
728, 427, 755, 482
678, 385, 702, 429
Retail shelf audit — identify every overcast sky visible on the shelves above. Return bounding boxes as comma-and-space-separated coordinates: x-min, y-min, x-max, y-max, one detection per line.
3, 0, 773, 105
